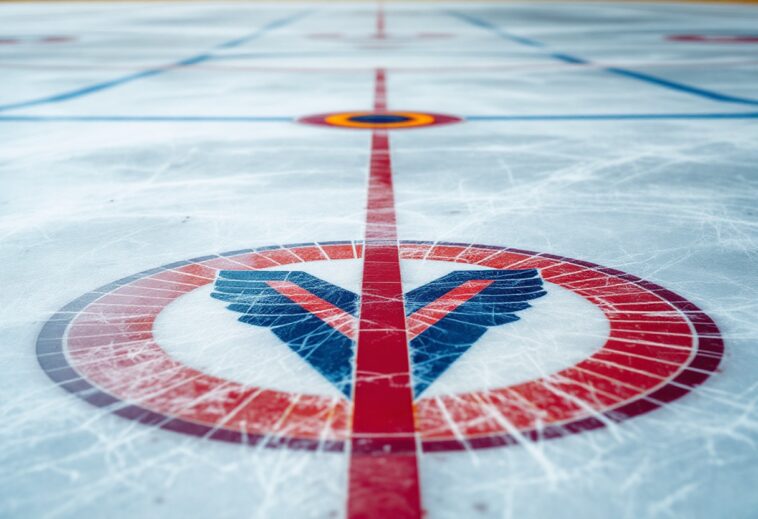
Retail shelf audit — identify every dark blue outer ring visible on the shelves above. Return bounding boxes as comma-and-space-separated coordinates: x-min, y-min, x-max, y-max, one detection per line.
36, 241, 724, 453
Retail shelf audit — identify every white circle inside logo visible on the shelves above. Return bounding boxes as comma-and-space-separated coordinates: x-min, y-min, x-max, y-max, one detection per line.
155, 258, 608, 398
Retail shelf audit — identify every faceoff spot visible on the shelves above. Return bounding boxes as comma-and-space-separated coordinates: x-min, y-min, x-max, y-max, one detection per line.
299, 111, 462, 130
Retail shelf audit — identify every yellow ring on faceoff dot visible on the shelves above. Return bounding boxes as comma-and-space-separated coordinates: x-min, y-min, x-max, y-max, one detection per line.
323, 111, 437, 129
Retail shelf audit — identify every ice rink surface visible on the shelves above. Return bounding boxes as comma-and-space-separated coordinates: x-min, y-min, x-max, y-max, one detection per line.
1, 1, 757, 518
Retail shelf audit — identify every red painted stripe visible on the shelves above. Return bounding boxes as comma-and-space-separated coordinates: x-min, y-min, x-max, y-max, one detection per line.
266, 280, 357, 340
406, 279, 493, 340
374, 68, 387, 112
347, 69, 422, 519
268, 264, 494, 343
668, 34, 758, 44
376, 2, 386, 40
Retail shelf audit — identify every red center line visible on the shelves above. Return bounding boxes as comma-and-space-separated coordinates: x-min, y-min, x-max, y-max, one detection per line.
374, 68, 388, 112
346, 68, 423, 519
375, 2, 386, 40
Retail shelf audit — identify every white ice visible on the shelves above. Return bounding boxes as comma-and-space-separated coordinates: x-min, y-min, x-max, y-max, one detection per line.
1, 2, 757, 519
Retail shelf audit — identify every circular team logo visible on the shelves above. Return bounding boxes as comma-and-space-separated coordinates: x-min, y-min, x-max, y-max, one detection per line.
299, 111, 462, 130
37, 241, 723, 452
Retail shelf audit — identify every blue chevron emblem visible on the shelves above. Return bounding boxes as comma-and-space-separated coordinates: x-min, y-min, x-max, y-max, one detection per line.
211, 269, 546, 398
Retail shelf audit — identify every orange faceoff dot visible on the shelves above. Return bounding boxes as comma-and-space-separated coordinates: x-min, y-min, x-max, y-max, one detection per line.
300, 111, 462, 130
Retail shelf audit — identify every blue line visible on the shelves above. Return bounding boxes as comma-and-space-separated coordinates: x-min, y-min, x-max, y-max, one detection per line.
3, 113, 757, 124
214, 15, 302, 49
0, 115, 294, 122
449, 11, 544, 47
447, 10, 758, 108
551, 53, 588, 65
605, 67, 758, 105
466, 112, 758, 121
0, 11, 310, 113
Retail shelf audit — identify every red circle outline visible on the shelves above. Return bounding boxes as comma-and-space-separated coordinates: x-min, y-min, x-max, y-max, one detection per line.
37, 241, 723, 452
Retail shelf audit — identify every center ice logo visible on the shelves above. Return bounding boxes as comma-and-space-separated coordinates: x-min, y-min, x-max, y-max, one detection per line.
37, 242, 723, 452
211, 269, 546, 398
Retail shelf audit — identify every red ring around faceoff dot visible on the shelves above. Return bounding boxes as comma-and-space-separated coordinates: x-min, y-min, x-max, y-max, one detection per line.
36, 241, 723, 453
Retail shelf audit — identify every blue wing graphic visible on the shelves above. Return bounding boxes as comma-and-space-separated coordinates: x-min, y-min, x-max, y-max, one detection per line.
211, 268, 545, 400
405, 269, 546, 397
211, 270, 358, 397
